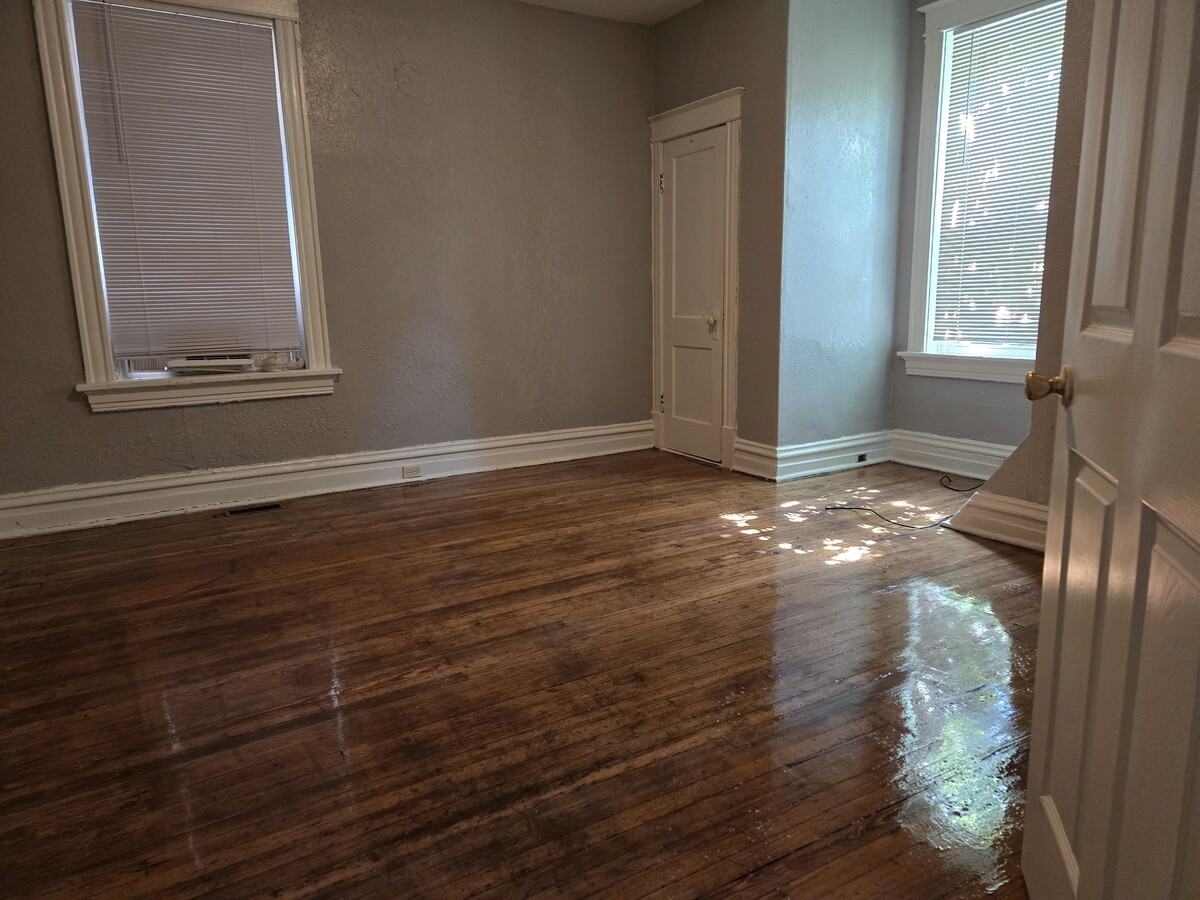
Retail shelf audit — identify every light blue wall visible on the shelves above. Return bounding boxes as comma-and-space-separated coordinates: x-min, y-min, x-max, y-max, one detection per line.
778, 0, 908, 446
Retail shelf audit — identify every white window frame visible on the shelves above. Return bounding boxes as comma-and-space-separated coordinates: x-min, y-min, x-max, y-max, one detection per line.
899, 0, 1062, 384
33, 0, 339, 412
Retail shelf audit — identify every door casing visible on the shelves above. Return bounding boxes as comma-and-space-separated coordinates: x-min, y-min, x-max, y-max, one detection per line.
650, 88, 742, 466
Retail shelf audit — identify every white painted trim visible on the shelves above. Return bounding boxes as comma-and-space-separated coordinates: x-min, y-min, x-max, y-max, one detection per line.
949, 489, 1049, 551
776, 431, 894, 482
33, 0, 115, 385
649, 87, 744, 142
721, 426, 737, 468
0, 421, 653, 539
733, 431, 893, 481
32, 0, 333, 411
891, 429, 1015, 479
898, 351, 1031, 383
77, 368, 342, 412
730, 438, 777, 480
722, 119, 741, 455
130, 0, 300, 20
651, 138, 664, 447
906, 9, 952, 358
733, 429, 1016, 482
920, 0, 1061, 34
172, 0, 299, 20
651, 91, 741, 467
1, 424, 1032, 544
274, 15, 334, 372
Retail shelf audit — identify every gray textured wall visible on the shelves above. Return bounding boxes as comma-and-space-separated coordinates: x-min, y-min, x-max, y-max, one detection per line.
0, 0, 653, 493
778, 0, 907, 446
889, 0, 1032, 447
980, 0, 1093, 505
653, 0, 789, 447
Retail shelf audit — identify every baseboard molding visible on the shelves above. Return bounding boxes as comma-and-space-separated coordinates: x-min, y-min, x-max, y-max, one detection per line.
0, 420, 653, 539
733, 430, 891, 482
775, 431, 893, 482
890, 429, 1015, 480
2, 422, 1022, 541
949, 490, 1049, 552
733, 429, 1013, 483
730, 437, 777, 480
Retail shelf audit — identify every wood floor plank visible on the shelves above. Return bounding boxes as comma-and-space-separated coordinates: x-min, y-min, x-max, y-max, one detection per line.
0, 451, 1039, 897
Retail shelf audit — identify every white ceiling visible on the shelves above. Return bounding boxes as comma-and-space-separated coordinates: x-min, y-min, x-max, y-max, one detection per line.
518, 0, 706, 26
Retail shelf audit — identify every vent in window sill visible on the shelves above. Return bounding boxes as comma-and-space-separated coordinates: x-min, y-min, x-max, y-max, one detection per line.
76, 367, 341, 412
898, 352, 1030, 384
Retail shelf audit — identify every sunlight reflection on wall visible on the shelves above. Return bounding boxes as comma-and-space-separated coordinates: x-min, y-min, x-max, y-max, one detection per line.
894, 578, 1021, 891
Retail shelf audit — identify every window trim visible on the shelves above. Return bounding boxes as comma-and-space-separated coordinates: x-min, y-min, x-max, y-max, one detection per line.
33, 0, 339, 411
902, 0, 1061, 382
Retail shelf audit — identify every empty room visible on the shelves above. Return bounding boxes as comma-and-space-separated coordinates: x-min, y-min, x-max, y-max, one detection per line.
1, 0, 1197, 896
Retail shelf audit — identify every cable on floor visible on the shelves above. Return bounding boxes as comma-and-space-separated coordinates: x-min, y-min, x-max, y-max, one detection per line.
822, 473, 979, 529
939, 474, 984, 492
822, 504, 960, 529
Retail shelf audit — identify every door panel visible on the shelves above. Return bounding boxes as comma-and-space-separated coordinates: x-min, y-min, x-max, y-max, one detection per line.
1023, 0, 1200, 897
1089, 0, 1154, 328
671, 346, 716, 425
671, 149, 719, 320
1112, 514, 1200, 898
1044, 461, 1117, 845
659, 125, 726, 462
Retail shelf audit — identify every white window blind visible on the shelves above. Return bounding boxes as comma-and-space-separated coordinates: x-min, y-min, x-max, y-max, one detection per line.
927, 0, 1067, 358
71, 0, 303, 371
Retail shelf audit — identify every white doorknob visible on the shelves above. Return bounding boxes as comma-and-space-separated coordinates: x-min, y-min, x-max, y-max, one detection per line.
705, 314, 718, 327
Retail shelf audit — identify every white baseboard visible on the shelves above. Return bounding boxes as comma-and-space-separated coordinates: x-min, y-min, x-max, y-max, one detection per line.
949, 490, 1049, 552
0, 420, 653, 539
730, 437, 777, 480
890, 429, 1015, 480
721, 425, 737, 467
732, 428, 1012, 483
775, 430, 893, 481
2, 422, 1022, 542
733, 431, 893, 481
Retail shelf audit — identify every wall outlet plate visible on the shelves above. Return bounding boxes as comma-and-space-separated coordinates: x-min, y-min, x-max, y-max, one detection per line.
857, 453, 868, 463
402, 465, 422, 479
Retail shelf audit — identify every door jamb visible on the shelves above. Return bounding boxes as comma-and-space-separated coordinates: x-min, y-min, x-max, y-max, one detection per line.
649, 87, 743, 466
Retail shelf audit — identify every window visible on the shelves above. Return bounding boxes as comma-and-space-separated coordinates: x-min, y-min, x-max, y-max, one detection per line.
34, 0, 337, 411
901, 0, 1067, 383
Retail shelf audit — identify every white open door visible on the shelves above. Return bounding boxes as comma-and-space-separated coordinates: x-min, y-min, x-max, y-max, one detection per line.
1021, 0, 1200, 897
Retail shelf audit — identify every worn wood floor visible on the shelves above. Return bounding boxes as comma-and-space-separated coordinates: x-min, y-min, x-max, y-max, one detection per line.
0, 451, 1041, 898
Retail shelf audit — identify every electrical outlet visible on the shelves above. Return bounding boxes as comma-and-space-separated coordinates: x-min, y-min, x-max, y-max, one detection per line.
857, 453, 867, 463
402, 465, 422, 479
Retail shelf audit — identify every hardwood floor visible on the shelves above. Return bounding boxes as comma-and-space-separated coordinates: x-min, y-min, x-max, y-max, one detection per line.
0, 451, 1041, 898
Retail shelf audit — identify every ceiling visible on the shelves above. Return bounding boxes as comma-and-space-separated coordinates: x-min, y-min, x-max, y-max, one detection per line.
518, 0, 706, 26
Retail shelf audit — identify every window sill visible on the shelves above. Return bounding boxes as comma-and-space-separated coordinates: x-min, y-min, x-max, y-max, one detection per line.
898, 352, 1031, 384
77, 367, 342, 412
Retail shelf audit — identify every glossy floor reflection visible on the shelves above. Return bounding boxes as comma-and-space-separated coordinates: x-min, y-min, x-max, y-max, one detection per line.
0, 452, 1041, 897
895, 580, 1026, 890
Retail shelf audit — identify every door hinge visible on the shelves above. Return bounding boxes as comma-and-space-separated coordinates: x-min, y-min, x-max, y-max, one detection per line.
659, 393, 665, 413
659, 173, 664, 193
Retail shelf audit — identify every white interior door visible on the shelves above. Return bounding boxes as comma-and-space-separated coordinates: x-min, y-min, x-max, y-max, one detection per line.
659, 124, 727, 463
1021, 0, 1200, 897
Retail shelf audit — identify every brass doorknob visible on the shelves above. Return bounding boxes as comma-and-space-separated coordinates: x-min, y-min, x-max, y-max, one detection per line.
1025, 366, 1073, 407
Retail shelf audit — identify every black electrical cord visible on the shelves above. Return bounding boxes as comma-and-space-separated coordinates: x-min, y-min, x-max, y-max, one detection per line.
939, 474, 984, 492
822, 473, 979, 529
822, 504, 959, 529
